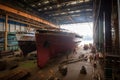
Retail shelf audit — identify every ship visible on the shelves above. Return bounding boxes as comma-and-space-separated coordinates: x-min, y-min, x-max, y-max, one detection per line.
35, 29, 82, 68
16, 32, 36, 57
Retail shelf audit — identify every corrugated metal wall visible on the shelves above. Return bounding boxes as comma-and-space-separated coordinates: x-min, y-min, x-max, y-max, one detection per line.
0, 19, 27, 32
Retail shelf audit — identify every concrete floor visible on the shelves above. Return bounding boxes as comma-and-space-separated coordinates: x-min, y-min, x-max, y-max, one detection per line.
0, 47, 104, 80
63, 62, 93, 80
62, 47, 104, 80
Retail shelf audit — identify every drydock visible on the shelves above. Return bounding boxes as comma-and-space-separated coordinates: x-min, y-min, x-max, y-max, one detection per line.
0, 46, 104, 80
0, 0, 120, 80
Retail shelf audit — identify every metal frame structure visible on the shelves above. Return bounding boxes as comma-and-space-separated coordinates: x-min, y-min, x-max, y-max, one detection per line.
0, 0, 93, 25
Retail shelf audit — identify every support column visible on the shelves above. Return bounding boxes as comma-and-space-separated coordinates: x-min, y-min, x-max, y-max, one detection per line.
111, 0, 119, 54
99, 12, 104, 52
96, 20, 99, 51
104, 0, 112, 53
118, 0, 120, 54
98, 12, 104, 52
4, 14, 8, 51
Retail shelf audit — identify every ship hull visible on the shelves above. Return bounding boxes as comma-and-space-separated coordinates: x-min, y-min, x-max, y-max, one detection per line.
18, 41, 36, 57
16, 32, 36, 56
36, 32, 76, 68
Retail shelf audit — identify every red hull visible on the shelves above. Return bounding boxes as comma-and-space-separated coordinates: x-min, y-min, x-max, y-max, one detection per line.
35, 31, 76, 68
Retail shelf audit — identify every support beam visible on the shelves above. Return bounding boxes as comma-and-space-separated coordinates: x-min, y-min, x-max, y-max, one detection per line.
0, 4, 58, 28
38, 1, 93, 12
0, 16, 44, 29
118, 0, 120, 53
104, 0, 112, 53
99, 12, 104, 52
50, 11, 92, 17
111, 0, 119, 54
43, 5, 93, 14
4, 14, 8, 51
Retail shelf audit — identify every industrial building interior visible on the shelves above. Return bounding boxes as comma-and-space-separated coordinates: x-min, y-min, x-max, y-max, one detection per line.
0, 0, 120, 80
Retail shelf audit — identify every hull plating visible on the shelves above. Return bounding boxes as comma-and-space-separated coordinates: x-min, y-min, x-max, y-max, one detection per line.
36, 32, 76, 68
18, 41, 36, 56
16, 32, 36, 56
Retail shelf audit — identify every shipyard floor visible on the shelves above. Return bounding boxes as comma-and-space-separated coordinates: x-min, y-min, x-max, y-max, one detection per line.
0, 46, 104, 80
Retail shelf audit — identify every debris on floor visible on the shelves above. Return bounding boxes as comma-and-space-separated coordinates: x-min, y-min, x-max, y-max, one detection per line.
0, 69, 30, 80
0, 47, 104, 80
59, 64, 68, 76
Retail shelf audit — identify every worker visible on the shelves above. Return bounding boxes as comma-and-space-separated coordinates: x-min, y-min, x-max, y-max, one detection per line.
80, 66, 87, 74
89, 55, 93, 63
73, 48, 77, 54
93, 61, 97, 68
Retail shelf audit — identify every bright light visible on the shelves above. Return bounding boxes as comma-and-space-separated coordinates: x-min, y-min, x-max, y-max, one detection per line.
60, 22, 93, 45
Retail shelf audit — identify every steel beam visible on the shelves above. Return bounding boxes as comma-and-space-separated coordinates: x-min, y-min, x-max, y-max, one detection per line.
44, 5, 93, 15
0, 4, 58, 28
50, 11, 93, 17
4, 14, 8, 51
118, 0, 120, 53
39, 1, 93, 13
104, 0, 112, 53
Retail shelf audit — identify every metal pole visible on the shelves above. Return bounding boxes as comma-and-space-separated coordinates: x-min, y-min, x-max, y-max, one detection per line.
118, 0, 120, 53
4, 14, 8, 51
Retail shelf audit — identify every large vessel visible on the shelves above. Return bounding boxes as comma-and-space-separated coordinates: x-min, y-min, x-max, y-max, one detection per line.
35, 29, 82, 68
16, 32, 36, 57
